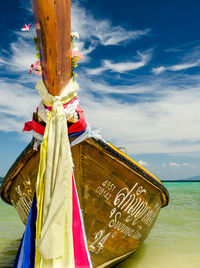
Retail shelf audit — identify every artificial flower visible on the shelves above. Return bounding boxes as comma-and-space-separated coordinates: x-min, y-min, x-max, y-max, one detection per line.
21, 24, 31, 31
72, 47, 83, 63
29, 60, 42, 76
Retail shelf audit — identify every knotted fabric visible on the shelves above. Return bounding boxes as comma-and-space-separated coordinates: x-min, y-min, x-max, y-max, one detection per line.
35, 80, 77, 267
36, 79, 78, 107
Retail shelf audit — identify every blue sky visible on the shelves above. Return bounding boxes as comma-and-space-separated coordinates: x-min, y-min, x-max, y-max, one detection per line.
0, 0, 200, 180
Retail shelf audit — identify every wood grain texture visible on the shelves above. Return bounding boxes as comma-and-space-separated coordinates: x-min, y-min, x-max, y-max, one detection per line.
31, 0, 71, 96
0, 138, 169, 267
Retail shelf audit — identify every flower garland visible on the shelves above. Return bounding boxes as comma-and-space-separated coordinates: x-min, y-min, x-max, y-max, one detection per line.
71, 32, 83, 80
29, 32, 83, 80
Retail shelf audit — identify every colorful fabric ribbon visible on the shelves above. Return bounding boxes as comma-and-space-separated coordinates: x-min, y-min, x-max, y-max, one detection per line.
15, 79, 91, 268
35, 97, 74, 266
14, 175, 92, 268
23, 105, 87, 137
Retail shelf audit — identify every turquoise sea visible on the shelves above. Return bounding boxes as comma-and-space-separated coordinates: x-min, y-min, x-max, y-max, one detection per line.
0, 182, 200, 268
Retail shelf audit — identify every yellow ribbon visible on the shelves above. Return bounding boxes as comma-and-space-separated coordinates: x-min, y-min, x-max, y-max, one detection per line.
35, 93, 75, 267
36, 80, 78, 107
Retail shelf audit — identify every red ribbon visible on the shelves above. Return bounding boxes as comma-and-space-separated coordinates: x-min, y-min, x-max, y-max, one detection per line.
23, 105, 86, 136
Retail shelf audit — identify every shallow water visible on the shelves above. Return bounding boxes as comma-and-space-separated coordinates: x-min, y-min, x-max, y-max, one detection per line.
0, 182, 200, 268
115, 182, 200, 268
0, 199, 24, 268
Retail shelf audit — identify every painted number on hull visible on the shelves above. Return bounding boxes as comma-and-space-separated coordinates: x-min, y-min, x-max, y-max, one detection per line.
89, 229, 111, 254
96, 180, 117, 201
102, 180, 116, 191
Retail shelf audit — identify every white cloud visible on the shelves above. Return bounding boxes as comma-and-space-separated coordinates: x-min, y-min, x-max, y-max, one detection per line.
85, 66, 106, 76
19, 0, 33, 14
0, 23, 41, 133
182, 162, 190, 167
85, 50, 152, 75
138, 160, 148, 166
161, 163, 167, 168
0, 58, 8, 67
152, 61, 200, 74
169, 162, 181, 168
168, 162, 197, 169
152, 46, 200, 75
152, 66, 166, 75
0, 38, 36, 74
1, 0, 200, 161
0, 1, 151, 134
170, 62, 200, 71
77, 73, 200, 155
0, 79, 40, 132
71, 1, 150, 59
1, 1, 150, 74
95, 26, 150, 46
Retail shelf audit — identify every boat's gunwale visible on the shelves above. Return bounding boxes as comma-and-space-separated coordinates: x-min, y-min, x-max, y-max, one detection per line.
0, 137, 169, 207
90, 137, 169, 207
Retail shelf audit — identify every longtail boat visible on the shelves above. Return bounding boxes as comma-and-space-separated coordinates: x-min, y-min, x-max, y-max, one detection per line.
0, 0, 169, 267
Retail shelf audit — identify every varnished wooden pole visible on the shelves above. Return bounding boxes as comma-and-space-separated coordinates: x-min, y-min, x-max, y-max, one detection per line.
31, 0, 71, 96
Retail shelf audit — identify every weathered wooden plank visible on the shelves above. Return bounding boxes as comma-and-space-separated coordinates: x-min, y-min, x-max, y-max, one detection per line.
0, 137, 169, 267
31, 0, 71, 96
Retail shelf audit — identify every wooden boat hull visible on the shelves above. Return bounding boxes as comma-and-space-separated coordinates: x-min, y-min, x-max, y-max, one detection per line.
0, 137, 169, 267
